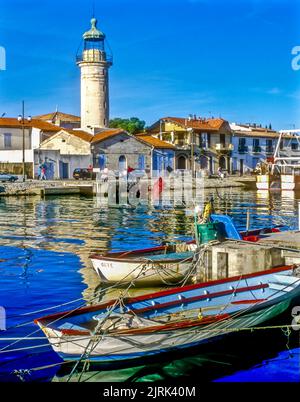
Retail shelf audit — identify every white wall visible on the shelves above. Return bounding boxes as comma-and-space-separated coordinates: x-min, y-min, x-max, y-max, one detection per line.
35, 149, 92, 179
0, 149, 34, 163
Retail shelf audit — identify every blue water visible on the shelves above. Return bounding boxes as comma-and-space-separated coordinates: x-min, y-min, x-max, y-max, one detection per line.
0, 190, 299, 382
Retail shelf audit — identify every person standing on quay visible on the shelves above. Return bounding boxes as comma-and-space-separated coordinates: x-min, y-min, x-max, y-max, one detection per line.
40, 165, 47, 180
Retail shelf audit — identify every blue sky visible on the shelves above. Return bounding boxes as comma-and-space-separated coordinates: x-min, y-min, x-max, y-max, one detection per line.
0, 0, 300, 129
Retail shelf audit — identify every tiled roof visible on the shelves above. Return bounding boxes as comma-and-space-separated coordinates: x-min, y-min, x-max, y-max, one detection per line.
64, 129, 94, 143
34, 111, 81, 122
233, 130, 280, 139
137, 135, 176, 149
91, 129, 126, 143
0, 117, 62, 132
159, 117, 227, 131
41, 128, 127, 145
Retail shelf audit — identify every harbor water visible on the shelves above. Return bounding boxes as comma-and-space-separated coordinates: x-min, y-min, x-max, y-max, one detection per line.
0, 188, 300, 382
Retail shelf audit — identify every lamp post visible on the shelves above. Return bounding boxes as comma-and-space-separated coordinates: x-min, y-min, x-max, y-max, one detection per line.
18, 101, 32, 182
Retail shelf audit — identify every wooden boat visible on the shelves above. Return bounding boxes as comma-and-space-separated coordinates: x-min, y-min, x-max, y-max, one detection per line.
90, 221, 282, 285
35, 264, 300, 365
90, 244, 196, 286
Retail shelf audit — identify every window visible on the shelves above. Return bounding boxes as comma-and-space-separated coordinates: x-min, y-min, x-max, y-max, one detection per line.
252, 138, 261, 152
239, 138, 246, 147
118, 155, 127, 172
207, 134, 211, 148
291, 141, 299, 151
266, 139, 274, 153
238, 138, 247, 153
220, 134, 226, 146
4, 133, 11, 148
98, 154, 106, 170
138, 155, 145, 170
201, 133, 208, 148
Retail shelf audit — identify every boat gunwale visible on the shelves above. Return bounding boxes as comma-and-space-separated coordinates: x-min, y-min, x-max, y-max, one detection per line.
42, 313, 233, 338
34, 265, 295, 325
89, 254, 194, 264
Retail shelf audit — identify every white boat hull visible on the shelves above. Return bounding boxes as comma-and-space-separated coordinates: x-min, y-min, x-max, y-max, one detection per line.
91, 256, 194, 285
39, 300, 290, 363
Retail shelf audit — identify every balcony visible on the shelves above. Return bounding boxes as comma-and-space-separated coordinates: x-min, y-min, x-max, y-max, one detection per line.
174, 140, 190, 149
252, 146, 262, 153
215, 143, 234, 152
238, 146, 248, 154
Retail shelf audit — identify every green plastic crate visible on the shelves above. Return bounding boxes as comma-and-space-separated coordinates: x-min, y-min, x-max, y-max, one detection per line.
195, 221, 225, 245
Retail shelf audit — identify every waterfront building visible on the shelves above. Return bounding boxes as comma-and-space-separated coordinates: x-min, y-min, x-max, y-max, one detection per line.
147, 116, 233, 175
37, 128, 175, 179
34, 111, 81, 130
230, 123, 279, 175
36, 128, 94, 179
77, 18, 112, 131
0, 117, 61, 178
278, 129, 300, 153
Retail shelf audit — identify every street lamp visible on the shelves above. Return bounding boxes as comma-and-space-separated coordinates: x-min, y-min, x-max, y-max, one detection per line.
18, 101, 32, 182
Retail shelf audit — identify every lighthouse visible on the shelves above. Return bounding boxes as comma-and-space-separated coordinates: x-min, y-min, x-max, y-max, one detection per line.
77, 18, 112, 131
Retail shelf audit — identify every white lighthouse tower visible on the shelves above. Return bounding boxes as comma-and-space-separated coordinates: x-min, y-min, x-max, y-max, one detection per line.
77, 18, 112, 131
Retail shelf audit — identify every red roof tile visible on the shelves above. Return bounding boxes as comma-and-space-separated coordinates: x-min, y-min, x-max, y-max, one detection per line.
0, 117, 61, 132
64, 129, 94, 142
137, 135, 175, 149
91, 129, 126, 143
158, 117, 227, 131
34, 111, 81, 122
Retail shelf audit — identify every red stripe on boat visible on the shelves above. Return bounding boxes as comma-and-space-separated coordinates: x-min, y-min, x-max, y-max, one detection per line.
231, 299, 267, 304
115, 313, 231, 335
60, 328, 90, 336
132, 284, 268, 314
34, 265, 293, 324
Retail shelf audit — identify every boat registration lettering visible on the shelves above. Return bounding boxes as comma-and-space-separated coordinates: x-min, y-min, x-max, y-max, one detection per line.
100, 262, 113, 268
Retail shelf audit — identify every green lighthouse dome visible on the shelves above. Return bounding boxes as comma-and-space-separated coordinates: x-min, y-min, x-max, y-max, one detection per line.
83, 18, 105, 41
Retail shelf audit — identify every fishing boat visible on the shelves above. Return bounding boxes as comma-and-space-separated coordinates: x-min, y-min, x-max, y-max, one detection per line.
35, 264, 300, 365
90, 212, 282, 285
90, 244, 196, 286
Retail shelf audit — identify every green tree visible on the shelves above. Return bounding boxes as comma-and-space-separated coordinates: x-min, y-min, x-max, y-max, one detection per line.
109, 117, 146, 134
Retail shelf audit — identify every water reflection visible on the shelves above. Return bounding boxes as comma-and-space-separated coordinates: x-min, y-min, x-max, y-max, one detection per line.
0, 190, 299, 304
0, 190, 299, 382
